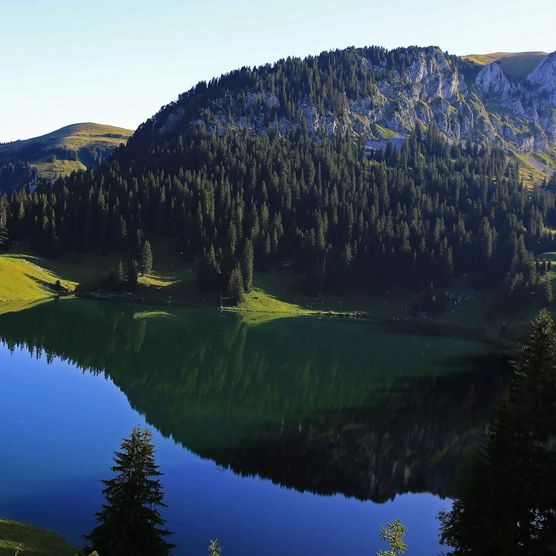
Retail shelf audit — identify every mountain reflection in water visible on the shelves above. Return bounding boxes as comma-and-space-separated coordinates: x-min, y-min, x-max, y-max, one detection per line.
0, 299, 509, 504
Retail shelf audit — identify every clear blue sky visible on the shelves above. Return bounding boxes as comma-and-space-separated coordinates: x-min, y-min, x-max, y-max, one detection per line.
1, 0, 554, 142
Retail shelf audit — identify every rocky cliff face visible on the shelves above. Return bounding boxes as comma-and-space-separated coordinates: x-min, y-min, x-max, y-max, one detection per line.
143, 46, 555, 172
323, 47, 554, 153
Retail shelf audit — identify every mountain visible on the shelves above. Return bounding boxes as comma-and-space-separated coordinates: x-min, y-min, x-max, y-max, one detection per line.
0, 122, 133, 191
3, 45, 556, 303
131, 45, 555, 184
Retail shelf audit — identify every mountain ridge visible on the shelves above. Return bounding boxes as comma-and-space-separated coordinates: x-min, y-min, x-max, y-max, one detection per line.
130, 45, 555, 183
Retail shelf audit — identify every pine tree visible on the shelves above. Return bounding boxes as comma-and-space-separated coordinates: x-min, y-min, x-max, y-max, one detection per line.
140, 240, 154, 276
115, 216, 128, 251
107, 261, 125, 291
226, 266, 244, 305
115, 261, 125, 289
240, 240, 254, 291
440, 310, 556, 554
540, 279, 553, 306
86, 428, 174, 556
0, 204, 9, 250
196, 246, 220, 291
127, 259, 139, 292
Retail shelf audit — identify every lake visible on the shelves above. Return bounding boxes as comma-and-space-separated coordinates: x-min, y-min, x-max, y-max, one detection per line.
0, 299, 508, 555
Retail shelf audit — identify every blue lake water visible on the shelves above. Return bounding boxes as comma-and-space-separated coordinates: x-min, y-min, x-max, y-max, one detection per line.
0, 300, 507, 555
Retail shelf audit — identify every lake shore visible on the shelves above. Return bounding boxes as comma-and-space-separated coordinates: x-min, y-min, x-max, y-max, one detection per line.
0, 519, 76, 556
0, 241, 549, 345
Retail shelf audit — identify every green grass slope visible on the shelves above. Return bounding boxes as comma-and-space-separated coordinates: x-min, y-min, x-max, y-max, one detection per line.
0, 237, 550, 342
0, 122, 133, 184
0, 519, 76, 556
0, 253, 76, 314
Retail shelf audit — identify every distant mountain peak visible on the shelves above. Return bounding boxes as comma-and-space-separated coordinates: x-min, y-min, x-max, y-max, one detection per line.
463, 51, 548, 81
0, 122, 133, 191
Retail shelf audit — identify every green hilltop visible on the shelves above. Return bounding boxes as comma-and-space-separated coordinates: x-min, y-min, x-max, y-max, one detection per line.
0, 122, 133, 189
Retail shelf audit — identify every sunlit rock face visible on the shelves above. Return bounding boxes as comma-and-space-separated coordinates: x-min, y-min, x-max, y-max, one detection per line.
148, 46, 555, 159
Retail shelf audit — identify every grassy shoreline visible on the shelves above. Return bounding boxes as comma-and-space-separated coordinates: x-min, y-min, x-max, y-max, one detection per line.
0, 242, 552, 345
0, 519, 76, 556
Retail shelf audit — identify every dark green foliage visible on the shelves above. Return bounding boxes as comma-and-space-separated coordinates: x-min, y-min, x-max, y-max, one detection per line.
225, 265, 244, 305
0, 198, 9, 249
4, 128, 555, 298
126, 259, 139, 292
115, 261, 125, 288
105, 261, 125, 292
540, 279, 553, 305
440, 309, 556, 554
140, 240, 153, 276
240, 240, 254, 291
86, 427, 174, 556
196, 246, 221, 291
0, 161, 37, 192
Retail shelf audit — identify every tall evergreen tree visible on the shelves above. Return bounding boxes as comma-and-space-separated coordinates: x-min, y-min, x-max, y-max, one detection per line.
226, 265, 244, 305
127, 259, 139, 292
440, 309, 556, 554
196, 246, 221, 291
106, 261, 125, 292
540, 279, 553, 306
240, 240, 254, 291
115, 261, 125, 288
86, 427, 174, 556
140, 240, 154, 276
0, 217, 8, 250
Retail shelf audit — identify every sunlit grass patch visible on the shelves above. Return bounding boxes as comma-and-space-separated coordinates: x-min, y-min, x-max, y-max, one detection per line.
0, 519, 76, 556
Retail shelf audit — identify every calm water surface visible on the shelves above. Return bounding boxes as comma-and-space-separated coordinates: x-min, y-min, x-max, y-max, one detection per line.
0, 300, 508, 555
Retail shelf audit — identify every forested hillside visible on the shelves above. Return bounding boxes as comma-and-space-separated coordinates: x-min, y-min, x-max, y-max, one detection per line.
1, 46, 556, 303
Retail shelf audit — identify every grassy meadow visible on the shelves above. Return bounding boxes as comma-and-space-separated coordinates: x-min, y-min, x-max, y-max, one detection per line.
0, 238, 554, 342
0, 519, 75, 556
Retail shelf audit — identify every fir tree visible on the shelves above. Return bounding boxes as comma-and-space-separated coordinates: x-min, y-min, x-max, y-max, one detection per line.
0, 204, 9, 250
86, 427, 174, 556
115, 216, 128, 252
240, 240, 254, 291
226, 266, 244, 305
540, 279, 553, 305
127, 259, 139, 292
115, 261, 125, 289
140, 240, 154, 276
107, 261, 125, 292
196, 246, 220, 291
440, 310, 556, 554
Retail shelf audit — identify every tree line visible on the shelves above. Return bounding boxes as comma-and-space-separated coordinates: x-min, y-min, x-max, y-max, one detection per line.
1, 126, 555, 305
